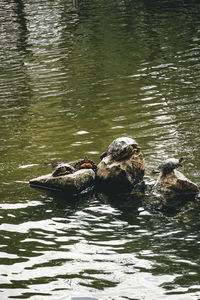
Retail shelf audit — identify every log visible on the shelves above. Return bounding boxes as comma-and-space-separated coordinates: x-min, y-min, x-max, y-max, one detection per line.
29, 169, 95, 194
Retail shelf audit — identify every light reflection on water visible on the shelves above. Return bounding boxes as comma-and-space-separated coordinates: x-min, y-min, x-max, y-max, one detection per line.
0, 0, 200, 299
1, 193, 200, 299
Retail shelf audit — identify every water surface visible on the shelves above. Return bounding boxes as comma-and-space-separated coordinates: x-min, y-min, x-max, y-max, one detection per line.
0, 0, 200, 299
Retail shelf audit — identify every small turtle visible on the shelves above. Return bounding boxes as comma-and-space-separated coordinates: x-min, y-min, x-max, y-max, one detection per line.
100, 137, 140, 161
74, 155, 97, 171
52, 163, 75, 177
152, 157, 184, 176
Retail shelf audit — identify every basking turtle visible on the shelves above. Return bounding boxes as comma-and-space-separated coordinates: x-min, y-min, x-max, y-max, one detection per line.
74, 156, 97, 171
152, 157, 184, 176
52, 163, 75, 177
100, 137, 140, 161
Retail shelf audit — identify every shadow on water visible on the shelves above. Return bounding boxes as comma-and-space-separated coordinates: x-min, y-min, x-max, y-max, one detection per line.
96, 191, 142, 225
13, 0, 31, 55
49, 188, 97, 212
29, 184, 143, 226
31, 177, 200, 226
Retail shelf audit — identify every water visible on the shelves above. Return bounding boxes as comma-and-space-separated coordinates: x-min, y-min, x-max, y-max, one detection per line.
0, 0, 200, 299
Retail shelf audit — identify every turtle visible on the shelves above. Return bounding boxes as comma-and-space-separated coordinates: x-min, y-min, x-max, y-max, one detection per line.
152, 157, 184, 176
100, 137, 140, 161
52, 163, 75, 177
73, 155, 97, 171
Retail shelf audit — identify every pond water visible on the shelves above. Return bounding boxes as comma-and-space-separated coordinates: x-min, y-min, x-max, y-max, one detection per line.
0, 0, 200, 299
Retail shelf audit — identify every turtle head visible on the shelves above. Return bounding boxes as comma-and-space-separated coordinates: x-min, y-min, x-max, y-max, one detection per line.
151, 169, 160, 175
178, 157, 184, 167
132, 144, 140, 150
84, 155, 89, 162
100, 151, 107, 160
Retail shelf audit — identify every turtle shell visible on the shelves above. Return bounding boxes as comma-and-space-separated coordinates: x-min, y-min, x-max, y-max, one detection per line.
52, 164, 75, 177
158, 157, 184, 175
74, 156, 97, 171
106, 137, 139, 160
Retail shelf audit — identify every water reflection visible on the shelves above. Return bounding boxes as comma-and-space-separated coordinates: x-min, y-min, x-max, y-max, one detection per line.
1, 0, 200, 298
13, 0, 30, 55
1, 189, 200, 299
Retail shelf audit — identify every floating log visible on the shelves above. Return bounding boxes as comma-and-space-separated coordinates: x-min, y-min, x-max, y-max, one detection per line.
29, 169, 95, 194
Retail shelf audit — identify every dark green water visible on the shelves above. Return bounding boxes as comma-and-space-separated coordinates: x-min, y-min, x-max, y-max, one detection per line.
1, 0, 200, 299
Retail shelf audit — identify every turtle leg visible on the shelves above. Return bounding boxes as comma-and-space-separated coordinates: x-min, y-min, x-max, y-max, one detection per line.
100, 151, 107, 160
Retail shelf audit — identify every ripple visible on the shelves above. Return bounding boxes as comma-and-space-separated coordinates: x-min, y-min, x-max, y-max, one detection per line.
1, 0, 200, 298
0, 201, 42, 210
75, 131, 89, 135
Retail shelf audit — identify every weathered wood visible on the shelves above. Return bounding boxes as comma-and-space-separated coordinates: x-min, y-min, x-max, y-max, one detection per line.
96, 151, 145, 192
29, 169, 95, 194
152, 169, 199, 206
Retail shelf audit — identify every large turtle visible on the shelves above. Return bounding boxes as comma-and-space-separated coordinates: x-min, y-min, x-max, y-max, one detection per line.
100, 137, 140, 161
74, 155, 97, 171
52, 163, 75, 177
152, 157, 184, 176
